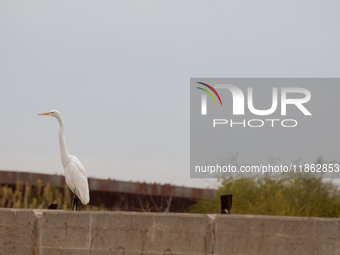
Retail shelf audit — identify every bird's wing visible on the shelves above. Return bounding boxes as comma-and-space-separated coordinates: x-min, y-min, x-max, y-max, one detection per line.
72, 156, 88, 179
66, 158, 90, 205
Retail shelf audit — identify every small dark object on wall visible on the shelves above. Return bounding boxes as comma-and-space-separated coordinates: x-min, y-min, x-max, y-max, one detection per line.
221, 194, 232, 214
48, 204, 58, 210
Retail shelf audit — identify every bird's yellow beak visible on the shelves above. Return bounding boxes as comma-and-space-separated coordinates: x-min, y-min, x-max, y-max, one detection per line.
38, 111, 52, 116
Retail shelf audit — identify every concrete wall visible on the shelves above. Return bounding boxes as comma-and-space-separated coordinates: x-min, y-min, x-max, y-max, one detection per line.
0, 208, 339, 255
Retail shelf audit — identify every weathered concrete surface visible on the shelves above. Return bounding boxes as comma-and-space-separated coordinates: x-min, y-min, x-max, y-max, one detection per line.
0, 209, 38, 255
213, 214, 340, 255
0, 209, 340, 255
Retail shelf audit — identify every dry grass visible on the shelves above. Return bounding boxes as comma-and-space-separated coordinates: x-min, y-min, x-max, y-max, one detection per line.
0, 181, 182, 213
0, 179, 101, 211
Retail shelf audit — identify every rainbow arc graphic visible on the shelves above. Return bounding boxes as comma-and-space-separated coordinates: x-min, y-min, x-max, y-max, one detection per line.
196, 82, 222, 115
196, 82, 223, 106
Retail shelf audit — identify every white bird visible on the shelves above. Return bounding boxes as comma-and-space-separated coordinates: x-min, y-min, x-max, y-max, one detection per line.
38, 110, 90, 211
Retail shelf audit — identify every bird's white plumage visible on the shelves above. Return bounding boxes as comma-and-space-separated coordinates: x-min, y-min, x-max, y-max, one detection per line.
65, 156, 90, 204
38, 110, 90, 205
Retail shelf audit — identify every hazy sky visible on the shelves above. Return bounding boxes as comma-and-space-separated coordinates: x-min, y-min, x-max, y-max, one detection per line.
1, 1, 340, 188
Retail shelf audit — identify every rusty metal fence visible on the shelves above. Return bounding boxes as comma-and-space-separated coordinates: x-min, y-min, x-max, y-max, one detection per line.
0, 170, 217, 212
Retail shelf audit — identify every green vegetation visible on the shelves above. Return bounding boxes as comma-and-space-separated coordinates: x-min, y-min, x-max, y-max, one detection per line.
190, 177, 340, 217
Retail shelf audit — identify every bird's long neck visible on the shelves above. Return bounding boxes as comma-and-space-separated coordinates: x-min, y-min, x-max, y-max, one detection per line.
56, 114, 70, 168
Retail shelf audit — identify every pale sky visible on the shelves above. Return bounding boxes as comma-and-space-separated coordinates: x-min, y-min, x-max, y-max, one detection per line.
1, 1, 340, 188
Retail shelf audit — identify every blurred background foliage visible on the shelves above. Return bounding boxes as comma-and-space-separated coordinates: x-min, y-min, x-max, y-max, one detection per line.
3, 159, 340, 217
190, 176, 340, 217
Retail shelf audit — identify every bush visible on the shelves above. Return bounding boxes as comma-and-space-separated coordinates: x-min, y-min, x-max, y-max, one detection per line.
190, 177, 340, 217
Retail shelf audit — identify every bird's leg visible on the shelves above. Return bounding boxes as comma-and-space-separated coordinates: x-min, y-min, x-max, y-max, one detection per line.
72, 194, 77, 211
75, 196, 78, 211
72, 189, 78, 211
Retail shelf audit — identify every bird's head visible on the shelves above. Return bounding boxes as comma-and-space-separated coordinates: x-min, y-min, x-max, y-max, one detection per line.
38, 110, 60, 117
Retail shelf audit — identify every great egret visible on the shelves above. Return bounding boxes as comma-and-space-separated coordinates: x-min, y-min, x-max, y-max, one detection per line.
38, 110, 90, 211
